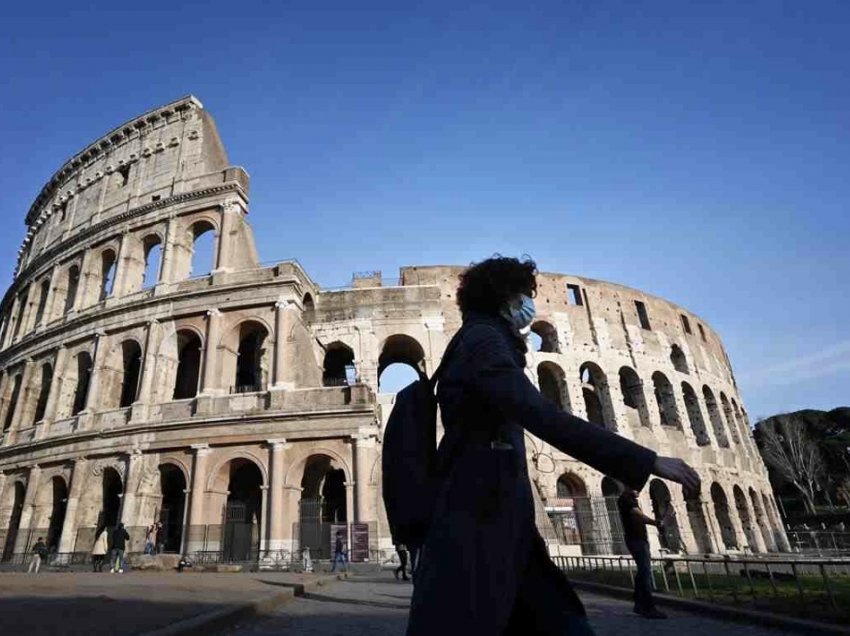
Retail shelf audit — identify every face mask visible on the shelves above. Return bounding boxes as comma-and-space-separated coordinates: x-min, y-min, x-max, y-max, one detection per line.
503, 294, 536, 330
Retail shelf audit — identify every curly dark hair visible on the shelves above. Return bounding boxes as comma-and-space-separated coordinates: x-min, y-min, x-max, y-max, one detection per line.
456, 255, 538, 317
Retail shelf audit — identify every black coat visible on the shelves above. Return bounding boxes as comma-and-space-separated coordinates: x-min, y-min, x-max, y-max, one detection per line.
406, 312, 657, 635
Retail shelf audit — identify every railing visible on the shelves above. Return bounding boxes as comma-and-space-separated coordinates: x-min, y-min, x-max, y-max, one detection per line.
555, 554, 850, 624
787, 531, 850, 556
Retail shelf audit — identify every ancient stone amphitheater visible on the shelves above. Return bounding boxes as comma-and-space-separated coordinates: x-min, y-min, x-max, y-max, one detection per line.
0, 96, 788, 566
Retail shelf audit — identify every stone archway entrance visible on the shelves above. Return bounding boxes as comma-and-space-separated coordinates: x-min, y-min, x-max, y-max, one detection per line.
299, 455, 347, 559
1, 482, 25, 562
158, 465, 186, 553
222, 460, 263, 562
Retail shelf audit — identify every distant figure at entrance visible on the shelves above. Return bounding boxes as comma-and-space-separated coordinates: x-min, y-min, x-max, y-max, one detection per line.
28, 537, 47, 574
110, 523, 130, 573
92, 528, 109, 572
406, 256, 700, 636
330, 530, 347, 573
617, 488, 671, 619
394, 543, 410, 581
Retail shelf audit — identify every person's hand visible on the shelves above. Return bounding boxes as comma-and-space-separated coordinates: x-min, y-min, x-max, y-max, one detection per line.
652, 456, 701, 498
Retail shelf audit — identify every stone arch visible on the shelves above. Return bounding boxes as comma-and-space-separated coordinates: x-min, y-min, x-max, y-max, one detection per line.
1, 481, 26, 561
33, 277, 50, 326
172, 329, 203, 399
97, 338, 143, 410
323, 341, 356, 387
652, 371, 681, 429
378, 334, 426, 392
302, 293, 315, 314
537, 361, 570, 412
97, 247, 118, 302
209, 457, 264, 562
733, 485, 759, 552
681, 382, 710, 445
207, 451, 269, 492
649, 479, 682, 552
76, 465, 124, 535
188, 219, 218, 278
702, 386, 729, 447
550, 472, 591, 547
42, 475, 68, 550
284, 446, 352, 487
297, 453, 350, 558
158, 463, 187, 553
730, 399, 750, 447
2, 373, 22, 433
719, 392, 741, 444
618, 366, 651, 428
32, 361, 53, 424
141, 233, 164, 290
599, 476, 627, 555
556, 472, 588, 498
220, 319, 272, 393
710, 482, 737, 550
749, 487, 775, 551
670, 344, 689, 374
530, 320, 560, 353
580, 362, 616, 430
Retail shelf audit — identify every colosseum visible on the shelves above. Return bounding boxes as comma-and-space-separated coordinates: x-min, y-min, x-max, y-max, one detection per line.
0, 96, 789, 567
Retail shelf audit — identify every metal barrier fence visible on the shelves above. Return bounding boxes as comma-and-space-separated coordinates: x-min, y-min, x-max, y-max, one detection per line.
787, 531, 850, 556
554, 554, 850, 623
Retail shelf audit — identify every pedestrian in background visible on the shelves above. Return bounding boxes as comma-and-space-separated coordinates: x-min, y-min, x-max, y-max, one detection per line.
28, 537, 48, 574
92, 528, 109, 572
330, 530, 347, 573
110, 523, 130, 573
144, 523, 156, 555
394, 544, 410, 581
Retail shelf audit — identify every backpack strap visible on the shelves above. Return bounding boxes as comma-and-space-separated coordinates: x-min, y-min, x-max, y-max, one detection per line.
428, 326, 466, 390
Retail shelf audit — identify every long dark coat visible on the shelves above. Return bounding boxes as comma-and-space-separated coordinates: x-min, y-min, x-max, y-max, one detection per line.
406, 312, 657, 635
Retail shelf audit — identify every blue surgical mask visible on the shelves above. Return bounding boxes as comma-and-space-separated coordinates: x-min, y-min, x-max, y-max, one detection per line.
503, 294, 536, 330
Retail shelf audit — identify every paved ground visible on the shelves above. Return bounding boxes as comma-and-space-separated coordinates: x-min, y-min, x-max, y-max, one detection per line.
0, 570, 338, 635
223, 573, 798, 636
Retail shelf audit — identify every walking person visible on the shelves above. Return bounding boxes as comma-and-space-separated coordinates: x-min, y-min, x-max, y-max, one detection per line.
28, 537, 48, 574
110, 523, 130, 573
330, 530, 347, 573
617, 488, 673, 619
394, 543, 410, 581
144, 523, 156, 555
405, 256, 700, 635
92, 527, 109, 572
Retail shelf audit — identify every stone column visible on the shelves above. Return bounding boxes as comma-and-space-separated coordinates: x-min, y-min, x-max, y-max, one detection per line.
119, 449, 143, 527
668, 490, 698, 554
159, 215, 179, 285
200, 310, 221, 394
37, 346, 69, 439
14, 466, 41, 553
345, 482, 355, 550
0, 371, 11, 434
259, 485, 269, 554
39, 267, 61, 329
80, 332, 107, 424
267, 440, 288, 551
73, 249, 93, 313
131, 321, 158, 421
281, 485, 301, 553
694, 395, 719, 448
213, 200, 239, 273
186, 444, 211, 552
7, 359, 34, 443
353, 431, 378, 523
272, 301, 291, 389
112, 232, 131, 297
57, 458, 89, 556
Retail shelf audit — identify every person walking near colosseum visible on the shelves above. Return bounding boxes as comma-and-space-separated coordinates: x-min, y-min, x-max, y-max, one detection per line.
28, 537, 48, 574
91, 528, 109, 572
406, 256, 701, 636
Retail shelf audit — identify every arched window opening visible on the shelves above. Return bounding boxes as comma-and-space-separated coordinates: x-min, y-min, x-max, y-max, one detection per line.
580, 363, 613, 429
378, 334, 426, 393
556, 473, 587, 499
550, 473, 589, 547
11, 287, 29, 340
189, 222, 216, 278
652, 371, 681, 429
734, 485, 760, 552
530, 321, 560, 353
119, 340, 142, 407
159, 464, 187, 553
619, 366, 651, 428
682, 382, 710, 445
719, 393, 741, 444
710, 483, 737, 550
538, 362, 570, 411
64, 265, 80, 314
46, 477, 68, 550
702, 386, 729, 448
142, 235, 163, 289
3, 374, 22, 432
731, 399, 750, 449
670, 345, 689, 374
234, 322, 269, 393
323, 342, 356, 387
299, 454, 348, 559
72, 352, 92, 416
32, 363, 53, 424
173, 331, 202, 400
601, 477, 628, 555
34, 279, 50, 326
99, 250, 117, 301
649, 479, 682, 553
98, 468, 122, 533
1, 482, 25, 562
302, 293, 315, 314
686, 497, 714, 554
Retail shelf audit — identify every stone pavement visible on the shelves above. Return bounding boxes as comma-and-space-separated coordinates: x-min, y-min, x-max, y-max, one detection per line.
222, 572, 798, 636
0, 570, 339, 635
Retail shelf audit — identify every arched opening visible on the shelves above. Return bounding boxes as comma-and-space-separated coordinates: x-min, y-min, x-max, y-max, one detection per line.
538, 362, 570, 411
670, 345, 689, 374
749, 487, 775, 551
11, 286, 29, 340
600, 477, 627, 554
323, 342, 356, 387
719, 393, 741, 444
99, 467, 123, 533
530, 321, 560, 353
119, 340, 143, 407
1, 482, 25, 562
652, 371, 681, 429
32, 362, 53, 424
46, 476, 68, 550
649, 479, 682, 552
580, 362, 614, 429
172, 331, 202, 399
681, 382, 710, 445
189, 221, 216, 278
63, 265, 80, 314
142, 235, 163, 289
378, 334, 426, 393
549, 473, 590, 548
3, 374, 22, 432
733, 485, 759, 552
619, 366, 651, 428
731, 399, 750, 449
299, 455, 347, 559
222, 460, 263, 562
158, 464, 187, 553
302, 293, 315, 315
710, 483, 737, 550
34, 278, 50, 325
72, 352, 92, 416
686, 497, 713, 553
233, 322, 270, 393
702, 386, 729, 448
99, 250, 117, 301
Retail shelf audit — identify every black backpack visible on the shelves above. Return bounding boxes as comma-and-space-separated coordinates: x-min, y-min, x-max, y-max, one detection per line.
382, 329, 464, 549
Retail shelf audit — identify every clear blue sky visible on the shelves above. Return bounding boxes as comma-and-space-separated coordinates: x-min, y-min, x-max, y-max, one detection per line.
1, 1, 848, 419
